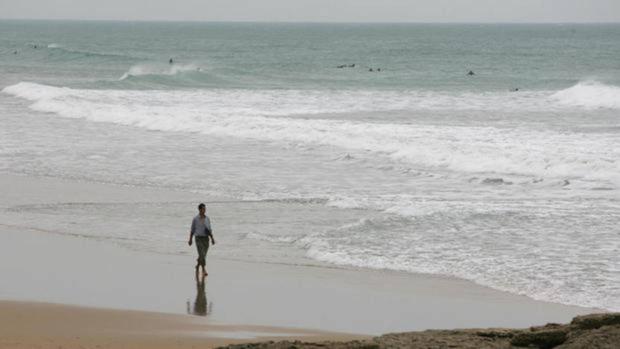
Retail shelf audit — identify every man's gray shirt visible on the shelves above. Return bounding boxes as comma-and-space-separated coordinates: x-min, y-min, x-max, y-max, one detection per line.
191, 214, 212, 237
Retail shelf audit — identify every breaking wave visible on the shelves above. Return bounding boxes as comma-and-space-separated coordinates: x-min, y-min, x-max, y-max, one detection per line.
119, 63, 203, 80
3, 81, 619, 186
552, 81, 620, 109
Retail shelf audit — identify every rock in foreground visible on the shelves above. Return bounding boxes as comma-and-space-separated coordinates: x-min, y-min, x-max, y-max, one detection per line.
219, 313, 620, 349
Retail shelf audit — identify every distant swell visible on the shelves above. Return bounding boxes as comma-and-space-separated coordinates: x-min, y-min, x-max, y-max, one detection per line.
45, 44, 138, 62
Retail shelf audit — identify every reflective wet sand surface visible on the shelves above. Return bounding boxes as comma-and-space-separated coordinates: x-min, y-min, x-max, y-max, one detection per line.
0, 173, 596, 336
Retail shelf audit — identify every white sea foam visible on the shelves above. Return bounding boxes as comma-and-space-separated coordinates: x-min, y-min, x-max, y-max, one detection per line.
243, 232, 298, 243
297, 206, 620, 311
3, 81, 619, 187
119, 63, 201, 80
552, 81, 620, 109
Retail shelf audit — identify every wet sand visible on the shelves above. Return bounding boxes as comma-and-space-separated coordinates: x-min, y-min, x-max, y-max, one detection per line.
0, 173, 598, 346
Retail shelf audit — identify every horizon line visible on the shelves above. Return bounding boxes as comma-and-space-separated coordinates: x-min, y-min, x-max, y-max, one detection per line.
1, 18, 620, 25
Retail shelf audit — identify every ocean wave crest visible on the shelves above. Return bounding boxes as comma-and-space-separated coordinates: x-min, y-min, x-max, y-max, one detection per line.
552, 81, 620, 109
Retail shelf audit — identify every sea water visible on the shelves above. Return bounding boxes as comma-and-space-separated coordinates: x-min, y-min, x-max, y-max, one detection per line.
0, 21, 618, 311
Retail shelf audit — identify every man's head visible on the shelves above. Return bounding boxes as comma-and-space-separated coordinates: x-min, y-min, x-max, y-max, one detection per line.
198, 203, 206, 215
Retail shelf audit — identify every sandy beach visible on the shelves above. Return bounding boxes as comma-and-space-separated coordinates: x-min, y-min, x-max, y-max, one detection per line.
0, 301, 367, 349
0, 173, 601, 348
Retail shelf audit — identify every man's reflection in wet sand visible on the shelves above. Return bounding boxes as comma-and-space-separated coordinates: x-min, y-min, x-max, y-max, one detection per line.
186, 273, 212, 316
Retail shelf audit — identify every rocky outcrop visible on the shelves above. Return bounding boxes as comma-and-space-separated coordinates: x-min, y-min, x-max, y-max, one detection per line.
219, 313, 620, 349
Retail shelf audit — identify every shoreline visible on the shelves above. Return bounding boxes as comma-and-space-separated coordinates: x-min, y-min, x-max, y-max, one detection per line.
0, 172, 599, 336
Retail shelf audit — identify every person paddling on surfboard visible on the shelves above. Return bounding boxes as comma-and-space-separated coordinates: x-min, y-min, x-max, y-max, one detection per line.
188, 203, 215, 276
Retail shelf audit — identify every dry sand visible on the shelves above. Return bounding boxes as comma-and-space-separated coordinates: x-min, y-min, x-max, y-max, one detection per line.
0, 300, 365, 349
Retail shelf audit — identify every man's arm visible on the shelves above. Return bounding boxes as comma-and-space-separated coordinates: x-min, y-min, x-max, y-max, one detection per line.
207, 217, 215, 245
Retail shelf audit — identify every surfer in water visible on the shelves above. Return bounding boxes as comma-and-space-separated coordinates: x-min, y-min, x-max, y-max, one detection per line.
169, 58, 174, 64
188, 203, 216, 276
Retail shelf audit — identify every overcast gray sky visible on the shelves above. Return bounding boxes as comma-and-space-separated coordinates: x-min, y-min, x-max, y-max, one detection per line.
1, 0, 619, 22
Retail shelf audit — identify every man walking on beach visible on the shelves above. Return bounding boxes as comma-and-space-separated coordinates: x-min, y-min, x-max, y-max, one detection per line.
188, 203, 215, 276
